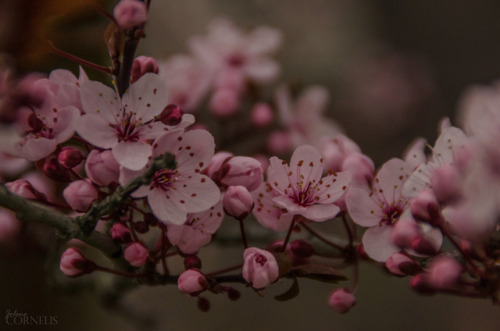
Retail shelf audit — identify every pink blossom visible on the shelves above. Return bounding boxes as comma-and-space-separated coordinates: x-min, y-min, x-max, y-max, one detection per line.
217, 156, 263, 191
110, 223, 132, 244
409, 189, 440, 224
223, 185, 254, 220
123, 242, 149, 267
63, 179, 98, 212
57, 146, 84, 169
267, 130, 292, 155
263, 145, 351, 223
131, 56, 159, 83
60, 247, 95, 277
427, 256, 463, 290
275, 85, 342, 150
113, 0, 147, 31
242, 247, 279, 289
250, 103, 273, 127
178, 269, 208, 295
158, 55, 212, 112
346, 158, 412, 262
6, 179, 41, 200
328, 288, 356, 314
204, 151, 234, 179
166, 199, 224, 254
85, 150, 120, 187
121, 129, 221, 225
209, 88, 240, 117
385, 252, 419, 276
76, 73, 193, 171
189, 18, 282, 84
321, 134, 361, 173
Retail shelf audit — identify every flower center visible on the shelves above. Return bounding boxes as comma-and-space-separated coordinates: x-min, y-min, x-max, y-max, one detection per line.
111, 113, 142, 142
255, 254, 267, 266
152, 169, 179, 191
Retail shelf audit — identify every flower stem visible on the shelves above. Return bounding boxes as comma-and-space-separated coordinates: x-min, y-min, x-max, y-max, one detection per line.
239, 219, 249, 249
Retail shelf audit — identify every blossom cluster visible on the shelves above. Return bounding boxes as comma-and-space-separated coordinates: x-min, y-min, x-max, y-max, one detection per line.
0, 0, 499, 317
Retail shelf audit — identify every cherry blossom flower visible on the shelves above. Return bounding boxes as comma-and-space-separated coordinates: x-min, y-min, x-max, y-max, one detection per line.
242, 247, 279, 289
189, 18, 282, 85
76, 72, 194, 171
275, 85, 342, 151
346, 158, 412, 262
254, 145, 351, 228
120, 129, 221, 225
166, 199, 224, 254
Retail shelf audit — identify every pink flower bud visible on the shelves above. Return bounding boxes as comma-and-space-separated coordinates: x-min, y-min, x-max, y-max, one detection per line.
85, 150, 120, 186
113, 0, 148, 31
267, 130, 292, 155
214, 68, 245, 94
60, 247, 95, 277
131, 56, 159, 83
63, 179, 98, 212
430, 164, 461, 203
184, 255, 202, 270
341, 152, 374, 187
251, 103, 273, 127
411, 237, 438, 256
210, 88, 240, 117
427, 256, 462, 290
58, 147, 84, 169
410, 274, 436, 294
290, 239, 315, 258
123, 242, 149, 267
385, 252, 420, 276
110, 223, 132, 244
242, 247, 279, 289
205, 151, 233, 179
177, 269, 208, 295
159, 104, 183, 126
322, 135, 361, 172
410, 189, 441, 225
328, 288, 356, 314
219, 156, 263, 191
6, 179, 42, 200
223, 185, 254, 220
42, 156, 71, 182
391, 219, 419, 248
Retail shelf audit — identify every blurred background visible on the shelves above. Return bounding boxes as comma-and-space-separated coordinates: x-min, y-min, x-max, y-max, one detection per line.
2, 0, 500, 330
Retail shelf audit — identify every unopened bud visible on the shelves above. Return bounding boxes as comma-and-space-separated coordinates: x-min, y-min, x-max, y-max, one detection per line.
123, 242, 149, 267
178, 269, 208, 295
410, 189, 441, 225
431, 164, 461, 203
391, 220, 419, 248
110, 223, 132, 244
58, 147, 84, 169
223, 185, 254, 220
411, 237, 438, 256
218, 156, 263, 191
250, 103, 273, 127
427, 256, 463, 290
210, 88, 240, 118
328, 288, 356, 314
60, 247, 96, 277
159, 104, 183, 126
113, 0, 148, 31
225, 287, 241, 301
410, 274, 436, 295
131, 56, 159, 83
6, 179, 45, 200
385, 252, 420, 276
133, 220, 149, 234
197, 297, 210, 312
63, 179, 98, 212
43, 156, 71, 182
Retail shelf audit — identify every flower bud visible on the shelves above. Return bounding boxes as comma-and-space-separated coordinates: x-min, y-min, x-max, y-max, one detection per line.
242, 247, 279, 289
410, 189, 441, 225
223, 185, 254, 220
427, 256, 463, 290
113, 0, 148, 31
123, 242, 149, 267
43, 156, 71, 182
341, 152, 374, 187
63, 179, 98, 212
6, 179, 44, 200
322, 135, 361, 173
214, 68, 245, 94
410, 274, 436, 295
131, 56, 159, 83
85, 150, 120, 186
110, 223, 132, 244
205, 151, 233, 179
159, 104, 183, 126
133, 221, 149, 234
290, 239, 315, 258
225, 287, 241, 301
178, 269, 208, 295
58, 146, 84, 169
391, 219, 419, 248
219, 156, 263, 191
430, 164, 461, 203
251, 103, 273, 127
60, 247, 95, 277
184, 255, 202, 270
328, 288, 356, 314
411, 237, 439, 256
210, 88, 240, 117
385, 252, 420, 276
197, 297, 210, 312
